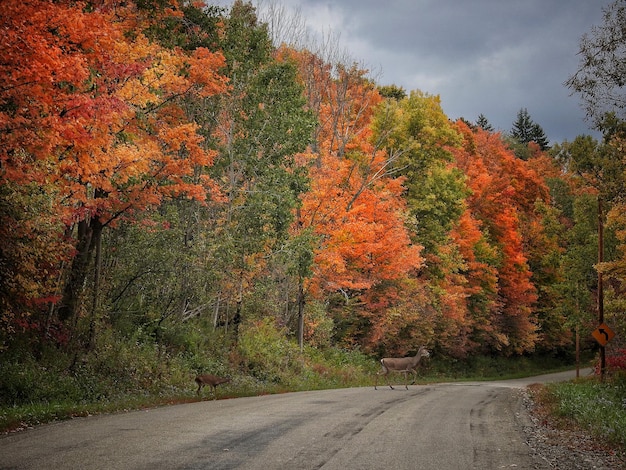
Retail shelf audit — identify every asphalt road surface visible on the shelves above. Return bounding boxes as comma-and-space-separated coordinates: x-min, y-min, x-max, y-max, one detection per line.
0, 370, 588, 470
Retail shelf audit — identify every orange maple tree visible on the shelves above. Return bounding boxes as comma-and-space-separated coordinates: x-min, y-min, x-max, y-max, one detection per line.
291, 51, 423, 347
0, 0, 227, 331
302, 150, 423, 297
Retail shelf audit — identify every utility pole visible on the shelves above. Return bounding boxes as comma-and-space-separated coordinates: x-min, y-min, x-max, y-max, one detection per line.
598, 197, 605, 381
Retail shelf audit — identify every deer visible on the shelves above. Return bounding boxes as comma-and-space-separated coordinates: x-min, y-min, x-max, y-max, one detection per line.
195, 374, 231, 399
374, 346, 430, 390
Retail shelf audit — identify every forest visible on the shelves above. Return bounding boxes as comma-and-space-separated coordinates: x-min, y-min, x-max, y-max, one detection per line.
1, 0, 626, 411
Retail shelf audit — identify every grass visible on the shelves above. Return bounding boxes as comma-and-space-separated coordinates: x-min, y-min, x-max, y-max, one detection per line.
424, 353, 582, 381
533, 373, 626, 449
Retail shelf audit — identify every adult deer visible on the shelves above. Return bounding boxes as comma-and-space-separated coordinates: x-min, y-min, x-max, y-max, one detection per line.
195, 374, 231, 399
374, 346, 430, 390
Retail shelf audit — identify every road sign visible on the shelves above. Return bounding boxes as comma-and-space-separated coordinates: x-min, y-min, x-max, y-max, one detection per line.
592, 322, 615, 347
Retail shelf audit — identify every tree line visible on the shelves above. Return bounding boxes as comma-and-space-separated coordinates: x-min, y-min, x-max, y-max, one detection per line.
1, 0, 625, 369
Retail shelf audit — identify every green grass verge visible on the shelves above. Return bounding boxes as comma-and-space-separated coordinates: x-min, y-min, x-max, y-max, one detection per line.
540, 375, 626, 448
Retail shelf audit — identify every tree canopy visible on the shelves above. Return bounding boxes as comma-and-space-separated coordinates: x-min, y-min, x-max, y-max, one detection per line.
1, 0, 623, 372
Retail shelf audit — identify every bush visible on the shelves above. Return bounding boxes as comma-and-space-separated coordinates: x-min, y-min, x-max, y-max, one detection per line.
0, 356, 85, 405
599, 348, 626, 375
237, 318, 301, 384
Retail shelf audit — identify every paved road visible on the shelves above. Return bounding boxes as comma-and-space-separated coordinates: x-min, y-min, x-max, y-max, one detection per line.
0, 369, 589, 470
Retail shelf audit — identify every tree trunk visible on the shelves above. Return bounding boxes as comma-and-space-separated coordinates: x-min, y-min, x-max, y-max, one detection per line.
233, 297, 242, 340
57, 220, 92, 323
213, 293, 221, 330
57, 217, 103, 333
229, 279, 244, 341
87, 221, 103, 350
297, 278, 305, 351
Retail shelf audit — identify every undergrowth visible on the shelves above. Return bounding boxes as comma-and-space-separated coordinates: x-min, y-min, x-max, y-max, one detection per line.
0, 320, 595, 434
0, 320, 380, 433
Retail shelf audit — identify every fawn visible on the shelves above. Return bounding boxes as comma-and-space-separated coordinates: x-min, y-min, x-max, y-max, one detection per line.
195, 374, 231, 398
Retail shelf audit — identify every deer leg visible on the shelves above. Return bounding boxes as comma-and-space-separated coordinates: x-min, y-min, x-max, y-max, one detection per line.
375, 370, 394, 390
375, 366, 380, 390
378, 370, 394, 390
376, 362, 395, 390
196, 383, 202, 396
387, 371, 394, 390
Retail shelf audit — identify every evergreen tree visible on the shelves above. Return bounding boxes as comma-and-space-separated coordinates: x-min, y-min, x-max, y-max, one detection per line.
476, 113, 494, 131
510, 108, 550, 151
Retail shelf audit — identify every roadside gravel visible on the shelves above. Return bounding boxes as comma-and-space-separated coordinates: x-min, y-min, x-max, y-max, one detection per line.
522, 390, 626, 469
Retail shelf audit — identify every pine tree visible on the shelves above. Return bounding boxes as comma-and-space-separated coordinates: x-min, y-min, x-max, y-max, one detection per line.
476, 113, 494, 131
531, 123, 550, 150
510, 108, 550, 150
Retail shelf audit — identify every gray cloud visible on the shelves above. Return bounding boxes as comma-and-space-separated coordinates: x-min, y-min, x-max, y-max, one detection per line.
216, 0, 611, 142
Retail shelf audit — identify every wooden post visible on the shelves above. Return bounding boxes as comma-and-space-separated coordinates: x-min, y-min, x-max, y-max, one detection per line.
576, 325, 580, 378
598, 197, 605, 381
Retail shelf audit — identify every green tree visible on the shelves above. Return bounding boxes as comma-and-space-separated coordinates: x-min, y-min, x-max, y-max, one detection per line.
525, 198, 571, 351
378, 84, 407, 100
554, 193, 600, 347
554, 131, 625, 204
96, 1, 316, 348
552, 130, 624, 373
372, 90, 467, 257
209, 1, 316, 338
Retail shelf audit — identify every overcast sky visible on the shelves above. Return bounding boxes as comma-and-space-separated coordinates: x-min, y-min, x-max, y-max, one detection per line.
214, 0, 612, 143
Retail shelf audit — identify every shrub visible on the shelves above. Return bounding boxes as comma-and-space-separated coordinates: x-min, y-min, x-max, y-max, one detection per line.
606, 348, 626, 373
237, 318, 301, 383
0, 356, 85, 405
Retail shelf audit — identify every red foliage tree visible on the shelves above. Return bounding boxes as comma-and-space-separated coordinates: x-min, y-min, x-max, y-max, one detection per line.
451, 121, 549, 354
